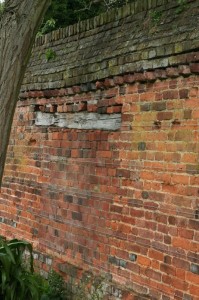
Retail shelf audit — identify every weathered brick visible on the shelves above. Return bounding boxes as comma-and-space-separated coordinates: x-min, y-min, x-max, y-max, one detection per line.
190, 63, 199, 73
64, 195, 73, 203
152, 102, 166, 111
166, 68, 179, 78
179, 89, 189, 99
140, 103, 151, 111
184, 109, 192, 119
145, 269, 161, 281
72, 212, 82, 221
138, 142, 146, 151
161, 264, 176, 278
173, 257, 190, 271
163, 90, 178, 100
129, 253, 137, 262
157, 112, 172, 120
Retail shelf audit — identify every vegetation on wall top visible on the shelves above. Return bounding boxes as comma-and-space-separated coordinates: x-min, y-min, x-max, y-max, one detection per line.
40, 0, 134, 34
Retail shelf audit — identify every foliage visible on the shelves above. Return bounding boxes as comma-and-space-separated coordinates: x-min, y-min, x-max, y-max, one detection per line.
40, 0, 134, 33
38, 0, 189, 34
0, 238, 44, 300
41, 270, 107, 300
0, 238, 69, 300
0, 2, 4, 16
37, 18, 56, 36
45, 48, 57, 61
0, 237, 106, 300
69, 273, 106, 300
42, 270, 69, 300
150, 10, 162, 25
176, 0, 187, 14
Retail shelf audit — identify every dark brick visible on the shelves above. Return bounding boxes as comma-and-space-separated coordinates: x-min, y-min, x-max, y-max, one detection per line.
54, 229, 59, 237
195, 210, 199, 219
162, 296, 170, 300
110, 205, 123, 213
184, 109, 192, 119
108, 256, 127, 268
65, 149, 71, 157
109, 256, 119, 265
152, 102, 166, 111
119, 259, 127, 268
116, 169, 130, 178
64, 195, 73, 203
142, 191, 149, 199
138, 84, 146, 93
140, 103, 151, 111
97, 107, 107, 114
186, 164, 199, 175
32, 228, 38, 235
72, 212, 82, 221
190, 63, 199, 73
179, 89, 189, 99
138, 142, 146, 151
163, 90, 178, 100
49, 191, 57, 199
187, 252, 199, 263
190, 263, 199, 275
78, 198, 83, 205
129, 253, 137, 262
189, 219, 199, 230
58, 263, 78, 277
183, 294, 193, 300
164, 256, 172, 265
164, 235, 171, 245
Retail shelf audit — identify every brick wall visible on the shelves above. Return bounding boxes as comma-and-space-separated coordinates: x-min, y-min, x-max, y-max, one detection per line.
0, 0, 199, 299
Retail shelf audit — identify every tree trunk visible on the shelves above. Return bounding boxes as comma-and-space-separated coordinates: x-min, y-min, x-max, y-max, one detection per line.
0, 0, 50, 186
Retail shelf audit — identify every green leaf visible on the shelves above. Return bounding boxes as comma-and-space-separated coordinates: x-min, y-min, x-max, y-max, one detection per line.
0, 242, 16, 265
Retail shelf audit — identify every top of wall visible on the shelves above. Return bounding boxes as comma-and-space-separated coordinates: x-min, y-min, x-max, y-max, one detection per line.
21, 0, 199, 92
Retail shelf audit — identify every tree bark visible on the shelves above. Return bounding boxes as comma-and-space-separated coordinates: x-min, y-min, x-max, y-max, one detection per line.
0, 0, 50, 186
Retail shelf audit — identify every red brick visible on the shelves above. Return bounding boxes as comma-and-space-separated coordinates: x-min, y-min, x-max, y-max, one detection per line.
137, 256, 151, 266
145, 269, 162, 282
172, 237, 191, 250
190, 63, 199, 73
172, 257, 190, 271
113, 76, 124, 85
189, 284, 199, 296
163, 90, 179, 99
178, 228, 194, 240
178, 65, 191, 75
157, 112, 173, 120
186, 272, 199, 285
123, 74, 136, 83
172, 277, 188, 291
148, 249, 164, 261
166, 68, 179, 78
107, 105, 122, 114
160, 263, 176, 276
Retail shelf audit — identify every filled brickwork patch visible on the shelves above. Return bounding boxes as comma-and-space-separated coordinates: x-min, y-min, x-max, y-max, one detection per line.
34, 97, 122, 130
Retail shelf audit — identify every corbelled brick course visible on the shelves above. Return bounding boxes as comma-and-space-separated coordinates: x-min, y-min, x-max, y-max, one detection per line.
0, 0, 199, 299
